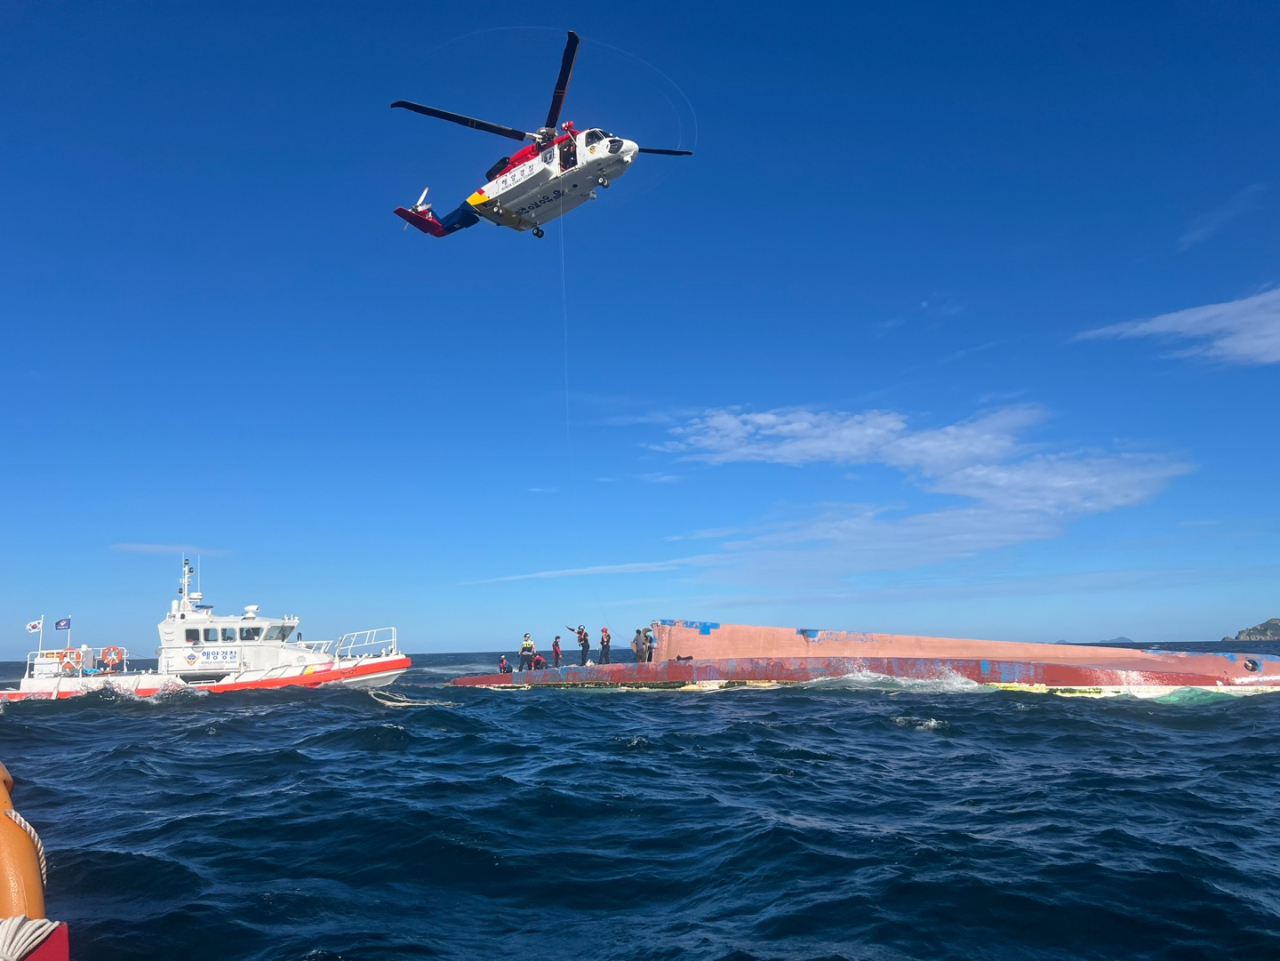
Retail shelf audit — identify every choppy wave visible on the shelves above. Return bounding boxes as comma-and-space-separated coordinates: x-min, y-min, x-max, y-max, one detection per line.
3, 652, 1280, 960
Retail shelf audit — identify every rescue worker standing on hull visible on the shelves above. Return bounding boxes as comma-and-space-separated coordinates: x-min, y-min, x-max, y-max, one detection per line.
552, 636, 562, 668
599, 627, 612, 664
568, 624, 590, 665
519, 633, 536, 672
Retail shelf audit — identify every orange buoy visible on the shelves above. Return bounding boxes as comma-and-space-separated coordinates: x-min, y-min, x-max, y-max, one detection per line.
0, 763, 68, 960
101, 647, 125, 667
57, 650, 80, 673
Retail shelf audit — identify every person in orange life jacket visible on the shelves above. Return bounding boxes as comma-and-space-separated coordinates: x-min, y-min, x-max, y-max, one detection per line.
599, 627, 612, 664
498, 654, 513, 674
519, 634, 536, 671
568, 624, 589, 665
532, 652, 548, 670
552, 636, 562, 667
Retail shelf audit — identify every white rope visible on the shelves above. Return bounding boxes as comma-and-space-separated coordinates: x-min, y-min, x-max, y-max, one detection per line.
0, 916, 59, 961
5, 810, 46, 887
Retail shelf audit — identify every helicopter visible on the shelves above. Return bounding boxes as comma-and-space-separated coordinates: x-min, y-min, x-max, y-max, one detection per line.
392, 31, 692, 240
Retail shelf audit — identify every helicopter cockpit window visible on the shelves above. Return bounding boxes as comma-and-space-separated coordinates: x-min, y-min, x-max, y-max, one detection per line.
584, 129, 606, 147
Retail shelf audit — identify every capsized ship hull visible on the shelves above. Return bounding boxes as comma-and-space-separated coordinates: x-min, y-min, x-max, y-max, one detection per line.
449, 620, 1280, 697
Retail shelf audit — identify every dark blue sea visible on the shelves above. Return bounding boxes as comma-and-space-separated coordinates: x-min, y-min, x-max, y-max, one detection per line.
5, 650, 1280, 961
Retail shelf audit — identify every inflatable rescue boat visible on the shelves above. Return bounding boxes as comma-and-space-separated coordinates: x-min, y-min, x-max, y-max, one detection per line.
450, 620, 1280, 697
1, 559, 410, 702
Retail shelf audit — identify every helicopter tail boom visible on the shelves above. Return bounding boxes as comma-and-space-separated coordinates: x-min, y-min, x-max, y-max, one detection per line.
393, 202, 480, 237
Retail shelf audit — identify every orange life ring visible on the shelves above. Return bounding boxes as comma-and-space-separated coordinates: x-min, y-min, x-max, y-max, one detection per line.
101, 646, 125, 667
59, 648, 82, 671
0, 761, 47, 920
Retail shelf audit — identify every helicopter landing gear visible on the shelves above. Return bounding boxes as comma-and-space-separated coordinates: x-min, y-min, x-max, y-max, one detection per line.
597, 176, 610, 188
532, 227, 545, 239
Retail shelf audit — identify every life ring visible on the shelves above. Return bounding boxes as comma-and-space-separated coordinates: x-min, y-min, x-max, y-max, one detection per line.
0, 760, 73, 959
101, 646, 125, 667
59, 649, 82, 671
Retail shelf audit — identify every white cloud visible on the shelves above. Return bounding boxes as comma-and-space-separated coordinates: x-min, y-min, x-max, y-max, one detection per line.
656, 404, 1191, 587
461, 558, 701, 585
660, 407, 908, 465
475, 404, 1190, 590
1177, 183, 1266, 251
1079, 288, 1280, 366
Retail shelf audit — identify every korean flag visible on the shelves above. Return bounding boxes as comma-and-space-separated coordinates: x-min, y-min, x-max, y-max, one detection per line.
55, 618, 71, 631
25, 620, 41, 634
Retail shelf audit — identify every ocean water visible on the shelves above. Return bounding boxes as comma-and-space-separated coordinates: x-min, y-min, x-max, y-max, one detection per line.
4, 652, 1280, 960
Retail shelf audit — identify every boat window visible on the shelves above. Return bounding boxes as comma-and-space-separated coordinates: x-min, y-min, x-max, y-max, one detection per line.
204, 628, 218, 642
221, 628, 236, 642
240, 626, 263, 641
584, 129, 605, 147
279, 625, 294, 641
185, 629, 199, 643
264, 625, 288, 640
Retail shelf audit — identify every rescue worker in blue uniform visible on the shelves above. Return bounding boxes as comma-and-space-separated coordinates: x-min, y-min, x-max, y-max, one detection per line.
519, 633, 536, 671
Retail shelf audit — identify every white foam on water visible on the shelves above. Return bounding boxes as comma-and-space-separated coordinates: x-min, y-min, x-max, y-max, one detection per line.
367, 690, 459, 709
800, 668, 988, 695
892, 715, 951, 733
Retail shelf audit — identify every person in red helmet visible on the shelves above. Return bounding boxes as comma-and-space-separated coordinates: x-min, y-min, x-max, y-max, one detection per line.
599, 627, 612, 664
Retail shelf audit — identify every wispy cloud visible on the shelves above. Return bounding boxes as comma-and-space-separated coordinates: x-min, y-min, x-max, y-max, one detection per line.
1078, 288, 1280, 366
527, 487, 558, 494
474, 404, 1190, 590
461, 558, 700, 585
112, 543, 225, 556
1177, 183, 1266, 251
653, 404, 1190, 588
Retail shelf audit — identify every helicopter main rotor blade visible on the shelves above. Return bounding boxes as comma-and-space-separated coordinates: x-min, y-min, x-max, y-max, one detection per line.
390, 101, 532, 143
544, 30, 581, 131
637, 147, 694, 156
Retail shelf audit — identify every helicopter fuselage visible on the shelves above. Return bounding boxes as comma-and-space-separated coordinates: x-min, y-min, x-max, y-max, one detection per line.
394, 126, 639, 238
467, 127, 639, 232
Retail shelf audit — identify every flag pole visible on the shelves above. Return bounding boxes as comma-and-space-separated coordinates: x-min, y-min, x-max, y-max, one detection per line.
39, 615, 44, 652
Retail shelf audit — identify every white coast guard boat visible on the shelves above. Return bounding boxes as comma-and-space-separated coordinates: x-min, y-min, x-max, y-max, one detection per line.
1, 560, 411, 701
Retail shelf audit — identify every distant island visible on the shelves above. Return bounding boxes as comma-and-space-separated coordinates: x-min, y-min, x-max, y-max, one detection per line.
1099, 636, 1135, 645
1223, 618, 1280, 643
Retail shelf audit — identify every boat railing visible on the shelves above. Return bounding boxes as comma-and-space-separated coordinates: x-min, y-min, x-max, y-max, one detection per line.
26, 646, 132, 679
336, 627, 398, 660
293, 639, 338, 656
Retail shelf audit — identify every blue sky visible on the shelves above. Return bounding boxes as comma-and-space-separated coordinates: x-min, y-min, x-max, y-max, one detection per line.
2, 1, 1277, 654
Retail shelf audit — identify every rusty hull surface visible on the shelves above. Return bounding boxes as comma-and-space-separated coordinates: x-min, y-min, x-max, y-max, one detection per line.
448, 620, 1280, 697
